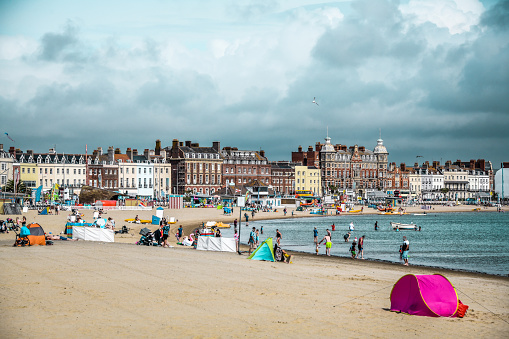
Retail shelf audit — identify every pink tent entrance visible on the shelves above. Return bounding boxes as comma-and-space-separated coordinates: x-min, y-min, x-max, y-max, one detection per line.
390, 274, 468, 317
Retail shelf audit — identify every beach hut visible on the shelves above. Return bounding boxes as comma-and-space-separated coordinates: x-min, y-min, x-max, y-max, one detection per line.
390, 274, 468, 317
248, 237, 275, 262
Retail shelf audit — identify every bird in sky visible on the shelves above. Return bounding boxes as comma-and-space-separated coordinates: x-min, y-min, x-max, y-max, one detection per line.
4, 132, 14, 142
312, 97, 319, 106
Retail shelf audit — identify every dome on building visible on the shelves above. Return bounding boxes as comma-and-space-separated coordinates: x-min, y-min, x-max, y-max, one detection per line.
321, 136, 335, 152
373, 138, 388, 154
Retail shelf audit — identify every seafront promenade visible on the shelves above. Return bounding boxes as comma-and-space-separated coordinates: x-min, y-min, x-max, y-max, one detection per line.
0, 206, 508, 337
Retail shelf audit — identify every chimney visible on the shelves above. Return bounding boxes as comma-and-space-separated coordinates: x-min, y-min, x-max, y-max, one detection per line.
172, 139, 179, 149
260, 150, 265, 158
478, 159, 485, 170
27, 150, 34, 156
424, 161, 429, 168
308, 146, 313, 152
212, 141, 220, 151
191, 143, 199, 147
179, 142, 183, 146
185, 141, 191, 147
133, 149, 138, 156
400, 163, 406, 171
414, 162, 418, 168
92, 150, 98, 157
298, 146, 302, 152
0, 144, 3, 152
107, 146, 114, 163
126, 148, 133, 160
469, 159, 475, 170
359, 146, 365, 152
115, 148, 121, 154
445, 160, 452, 168
144, 148, 150, 160
98, 147, 103, 156
433, 161, 440, 168
155, 139, 161, 156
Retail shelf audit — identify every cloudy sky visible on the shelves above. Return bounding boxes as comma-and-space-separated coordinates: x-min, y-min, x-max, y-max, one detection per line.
1, 0, 507, 167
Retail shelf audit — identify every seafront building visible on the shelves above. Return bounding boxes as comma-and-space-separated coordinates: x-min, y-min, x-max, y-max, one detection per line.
220, 147, 271, 187
292, 136, 389, 197
270, 161, 296, 196
294, 165, 321, 196
0, 139, 504, 205
166, 139, 222, 195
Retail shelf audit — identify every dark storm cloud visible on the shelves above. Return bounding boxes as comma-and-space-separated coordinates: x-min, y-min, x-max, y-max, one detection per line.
480, 0, 509, 30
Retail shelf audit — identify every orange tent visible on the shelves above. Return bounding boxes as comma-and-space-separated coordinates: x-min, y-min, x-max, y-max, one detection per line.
26, 223, 46, 246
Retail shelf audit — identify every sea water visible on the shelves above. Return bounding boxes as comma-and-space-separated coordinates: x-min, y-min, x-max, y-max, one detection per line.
223, 211, 509, 276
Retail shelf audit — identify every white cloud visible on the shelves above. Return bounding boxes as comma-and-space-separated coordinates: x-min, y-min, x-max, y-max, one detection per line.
400, 0, 486, 34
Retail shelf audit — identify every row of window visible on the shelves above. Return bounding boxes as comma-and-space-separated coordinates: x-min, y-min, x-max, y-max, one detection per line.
224, 167, 270, 174
186, 162, 221, 172
186, 174, 220, 185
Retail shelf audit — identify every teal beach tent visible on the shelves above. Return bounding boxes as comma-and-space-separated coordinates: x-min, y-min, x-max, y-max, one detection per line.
248, 237, 275, 261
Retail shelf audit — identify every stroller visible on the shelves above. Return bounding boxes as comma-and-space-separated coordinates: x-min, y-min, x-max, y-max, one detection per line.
13, 227, 31, 247
136, 227, 159, 246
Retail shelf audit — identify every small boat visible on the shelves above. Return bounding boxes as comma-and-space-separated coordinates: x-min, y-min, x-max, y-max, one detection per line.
205, 221, 217, 227
215, 222, 231, 228
378, 206, 394, 212
391, 222, 418, 230
348, 209, 362, 213
413, 213, 427, 216
472, 208, 481, 212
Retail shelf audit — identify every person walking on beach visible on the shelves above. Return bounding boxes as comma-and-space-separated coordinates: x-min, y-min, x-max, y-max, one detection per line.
276, 229, 282, 245
349, 222, 355, 231
357, 235, 365, 259
162, 223, 170, 248
284, 208, 287, 216
313, 227, 318, 245
319, 233, 332, 256
248, 227, 257, 255
177, 225, 183, 243
401, 236, 410, 266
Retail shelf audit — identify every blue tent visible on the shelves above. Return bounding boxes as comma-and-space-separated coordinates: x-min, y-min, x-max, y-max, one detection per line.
248, 237, 275, 262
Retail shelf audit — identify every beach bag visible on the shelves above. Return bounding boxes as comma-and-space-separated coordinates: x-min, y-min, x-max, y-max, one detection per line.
20, 226, 31, 237
456, 301, 469, 318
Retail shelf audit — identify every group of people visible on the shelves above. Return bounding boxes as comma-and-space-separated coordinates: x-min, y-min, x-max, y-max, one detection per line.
247, 227, 261, 255
313, 221, 411, 265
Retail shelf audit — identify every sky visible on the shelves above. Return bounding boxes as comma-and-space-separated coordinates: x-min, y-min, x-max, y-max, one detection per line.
0, 0, 508, 167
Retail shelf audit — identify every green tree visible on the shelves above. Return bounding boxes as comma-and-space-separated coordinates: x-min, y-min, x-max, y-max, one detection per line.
2, 179, 31, 195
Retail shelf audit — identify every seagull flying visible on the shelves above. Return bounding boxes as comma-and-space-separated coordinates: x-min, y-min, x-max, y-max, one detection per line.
312, 97, 319, 106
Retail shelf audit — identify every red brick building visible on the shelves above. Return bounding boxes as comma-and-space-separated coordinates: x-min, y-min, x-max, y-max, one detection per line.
220, 147, 271, 187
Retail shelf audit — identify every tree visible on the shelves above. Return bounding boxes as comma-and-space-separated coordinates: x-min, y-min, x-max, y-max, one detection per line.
2, 179, 31, 195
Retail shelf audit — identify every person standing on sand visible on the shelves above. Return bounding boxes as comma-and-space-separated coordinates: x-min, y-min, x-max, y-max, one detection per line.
177, 225, 183, 243
313, 227, 318, 245
162, 223, 170, 248
319, 233, 332, 256
401, 236, 410, 266
276, 229, 282, 245
357, 235, 365, 259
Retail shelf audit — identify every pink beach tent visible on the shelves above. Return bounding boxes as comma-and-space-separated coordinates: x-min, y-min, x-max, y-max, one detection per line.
390, 274, 468, 317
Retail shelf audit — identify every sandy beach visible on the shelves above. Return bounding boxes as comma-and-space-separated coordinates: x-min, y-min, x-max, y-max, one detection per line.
1, 205, 508, 338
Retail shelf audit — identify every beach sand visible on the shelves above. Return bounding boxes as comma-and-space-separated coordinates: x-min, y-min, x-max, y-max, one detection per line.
1, 205, 508, 337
